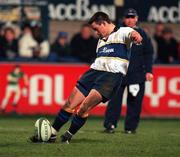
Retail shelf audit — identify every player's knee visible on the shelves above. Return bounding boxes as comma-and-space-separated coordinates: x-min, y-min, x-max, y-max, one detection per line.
77, 106, 89, 117
62, 100, 75, 113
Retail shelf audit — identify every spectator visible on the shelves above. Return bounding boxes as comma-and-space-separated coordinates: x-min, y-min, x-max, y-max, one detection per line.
0, 29, 6, 60
178, 43, 180, 62
31, 25, 49, 60
0, 38, 3, 60
18, 23, 37, 59
154, 22, 164, 41
156, 27, 178, 64
50, 32, 74, 62
0, 27, 18, 60
70, 23, 97, 63
153, 22, 164, 61
142, 25, 157, 60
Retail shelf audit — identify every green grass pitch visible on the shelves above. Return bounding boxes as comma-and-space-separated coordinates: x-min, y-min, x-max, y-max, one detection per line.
0, 116, 180, 157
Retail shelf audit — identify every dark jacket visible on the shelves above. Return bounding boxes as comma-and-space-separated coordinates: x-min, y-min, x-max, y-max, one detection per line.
157, 37, 178, 63
70, 33, 97, 63
0, 37, 18, 59
123, 27, 154, 85
51, 41, 71, 57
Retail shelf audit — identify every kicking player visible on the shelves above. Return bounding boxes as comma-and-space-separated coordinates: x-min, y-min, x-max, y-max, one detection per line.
30, 11, 142, 143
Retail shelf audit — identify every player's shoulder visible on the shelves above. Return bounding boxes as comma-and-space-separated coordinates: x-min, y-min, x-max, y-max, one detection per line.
117, 26, 134, 33
115, 27, 134, 38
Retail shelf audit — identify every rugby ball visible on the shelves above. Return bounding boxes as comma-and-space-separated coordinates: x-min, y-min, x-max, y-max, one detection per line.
34, 118, 52, 142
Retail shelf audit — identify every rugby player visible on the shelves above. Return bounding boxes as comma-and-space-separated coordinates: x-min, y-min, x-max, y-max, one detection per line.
30, 11, 142, 144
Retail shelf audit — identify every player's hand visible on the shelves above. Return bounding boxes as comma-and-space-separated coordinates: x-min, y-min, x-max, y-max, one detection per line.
146, 73, 153, 81
131, 31, 143, 44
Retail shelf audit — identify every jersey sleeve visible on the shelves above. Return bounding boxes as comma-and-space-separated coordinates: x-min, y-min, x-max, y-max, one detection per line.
118, 27, 134, 43
117, 27, 134, 50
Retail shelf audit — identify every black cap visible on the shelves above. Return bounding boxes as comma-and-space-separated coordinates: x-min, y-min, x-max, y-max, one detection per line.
124, 8, 138, 17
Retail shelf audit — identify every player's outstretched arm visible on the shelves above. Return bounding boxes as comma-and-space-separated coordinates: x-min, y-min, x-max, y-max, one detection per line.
130, 31, 142, 44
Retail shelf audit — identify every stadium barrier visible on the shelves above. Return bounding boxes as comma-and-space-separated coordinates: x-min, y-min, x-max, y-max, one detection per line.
0, 63, 180, 118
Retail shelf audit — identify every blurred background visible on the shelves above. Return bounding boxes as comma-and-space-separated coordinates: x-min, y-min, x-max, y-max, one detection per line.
0, 0, 180, 118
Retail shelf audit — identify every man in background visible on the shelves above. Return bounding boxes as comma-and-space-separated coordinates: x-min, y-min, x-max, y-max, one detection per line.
104, 8, 154, 134
155, 27, 178, 64
70, 23, 97, 63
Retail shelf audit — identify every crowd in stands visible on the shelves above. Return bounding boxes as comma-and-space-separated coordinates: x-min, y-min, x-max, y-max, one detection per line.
153, 22, 179, 64
0, 21, 179, 64
0, 22, 50, 62
49, 24, 97, 63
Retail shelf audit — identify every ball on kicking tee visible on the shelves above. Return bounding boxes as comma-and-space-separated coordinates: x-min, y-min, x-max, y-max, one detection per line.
34, 117, 52, 142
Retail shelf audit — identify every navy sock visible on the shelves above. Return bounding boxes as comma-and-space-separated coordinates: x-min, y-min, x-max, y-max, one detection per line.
68, 114, 87, 135
52, 109, 72, 131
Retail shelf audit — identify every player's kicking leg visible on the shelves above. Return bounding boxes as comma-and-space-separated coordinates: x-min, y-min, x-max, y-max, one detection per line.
30, 87, 85, 143
60, 89, 102, 144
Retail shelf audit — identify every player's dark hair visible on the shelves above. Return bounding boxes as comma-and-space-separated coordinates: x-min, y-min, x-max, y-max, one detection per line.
88, 12, 112, 25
